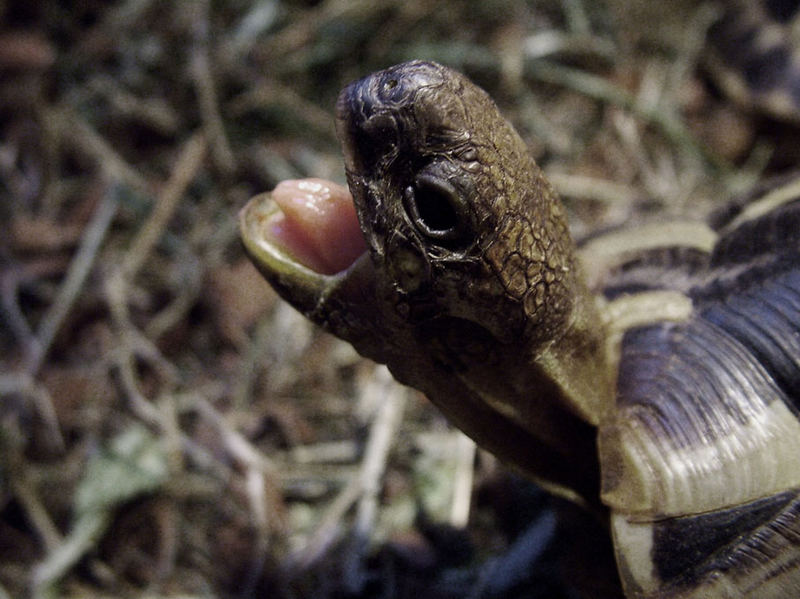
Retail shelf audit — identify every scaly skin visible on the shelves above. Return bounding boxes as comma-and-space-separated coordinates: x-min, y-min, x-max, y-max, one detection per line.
241, 61, 615, 505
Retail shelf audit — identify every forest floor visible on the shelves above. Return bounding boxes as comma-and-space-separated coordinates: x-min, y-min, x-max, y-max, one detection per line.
1, 1, 795, 598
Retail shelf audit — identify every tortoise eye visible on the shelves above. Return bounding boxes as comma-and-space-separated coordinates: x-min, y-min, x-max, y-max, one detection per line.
404, 174, 472, 245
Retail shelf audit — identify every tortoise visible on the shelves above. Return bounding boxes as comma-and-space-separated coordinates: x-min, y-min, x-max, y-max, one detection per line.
239, 59, 800, 598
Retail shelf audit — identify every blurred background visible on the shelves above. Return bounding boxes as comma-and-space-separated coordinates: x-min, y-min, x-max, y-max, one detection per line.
1, 1, 793, 597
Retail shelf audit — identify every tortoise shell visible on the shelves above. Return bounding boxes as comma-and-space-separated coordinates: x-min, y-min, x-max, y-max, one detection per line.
587, 177, 800, 596
240, 57, 800, 599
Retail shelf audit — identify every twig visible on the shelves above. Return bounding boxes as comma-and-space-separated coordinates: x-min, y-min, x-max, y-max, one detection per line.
283, 367, 400, 576
356, 367, 407, 528
450, 431, 476, 529
10, 470, 63, 553
229, 81, 338, 141
284, 476, 362, 574
194, 395, 280, 481
152, 499, 179, 584
662, 3, 721, 112
546, 171, 638, 205
254, 0, 389, 63
234, 302, 315, 408
523, 30, 615, 62
143, 254, 203, 341
26, 185, 119, 376
106, 319, 230, 481
86, 74, 180, 136
230, 314, 276, 409
193, 394, 286, 528
101, 126, 201, 428
51, 108, 151, 194
230, 1, 280, 56
106, 273, 176, 427
151, 397, 181, 585
32, 510, 112, 599
109, 330, 163, 428
562, 0, 590, 35
524, 59, 727, 172
105, 269, 179, 388
189, 0, 236, 176
0, 373, 64, 452
343, 366, 407, 592
0, 266, 38, 362
121, 132, 207, 279
193, 394, 286, 595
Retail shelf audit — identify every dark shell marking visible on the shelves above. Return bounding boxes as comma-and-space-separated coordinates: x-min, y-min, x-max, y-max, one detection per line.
598, 186, 800, 597
650, 490, 800, 595
598, 246, 711, 300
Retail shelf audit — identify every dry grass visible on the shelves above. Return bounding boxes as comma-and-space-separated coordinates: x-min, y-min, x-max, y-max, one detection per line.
0, 1, 792, 597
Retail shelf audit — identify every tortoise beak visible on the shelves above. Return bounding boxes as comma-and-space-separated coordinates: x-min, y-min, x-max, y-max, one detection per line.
239, 192, 374, 325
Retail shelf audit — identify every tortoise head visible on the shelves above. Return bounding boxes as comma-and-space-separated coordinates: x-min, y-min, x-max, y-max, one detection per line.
336, 60, 578, 345
241, 61, 613, 501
